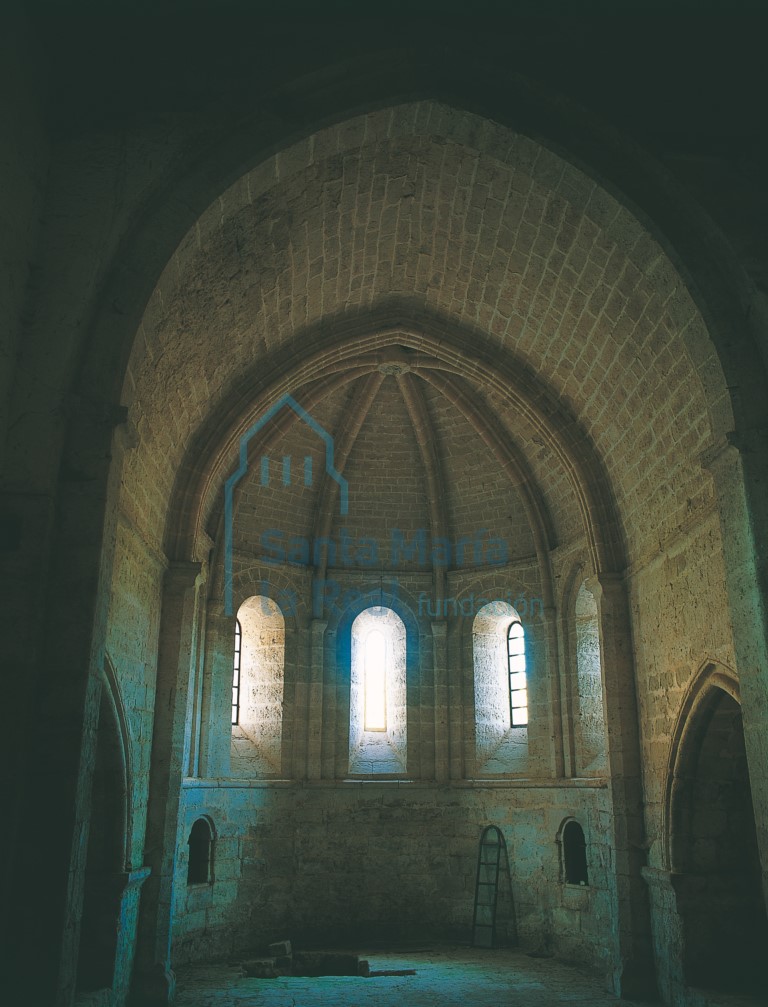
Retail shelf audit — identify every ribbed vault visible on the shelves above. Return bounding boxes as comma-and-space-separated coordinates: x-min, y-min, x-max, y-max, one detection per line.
118, 99, 724, 583
218, 354, 556, 611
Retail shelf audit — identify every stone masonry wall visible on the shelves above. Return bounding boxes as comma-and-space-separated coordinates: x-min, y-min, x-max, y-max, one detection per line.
630, 507, 736, 868
172, 782, 612, 974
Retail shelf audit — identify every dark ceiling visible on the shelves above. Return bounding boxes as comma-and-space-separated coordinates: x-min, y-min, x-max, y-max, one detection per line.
26, 0, 768, 151
19, 0, 768, 293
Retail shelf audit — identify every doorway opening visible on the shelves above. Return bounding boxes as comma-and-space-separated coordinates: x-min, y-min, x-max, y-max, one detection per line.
672, 687, 767, 994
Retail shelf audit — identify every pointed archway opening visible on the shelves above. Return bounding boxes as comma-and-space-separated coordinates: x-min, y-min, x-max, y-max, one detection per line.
672, 687, 767, 995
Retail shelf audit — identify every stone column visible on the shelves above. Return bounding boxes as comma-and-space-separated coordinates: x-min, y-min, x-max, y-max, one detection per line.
640, 867, 684, 1006
592, 572, 657, 1000
184, 593, 207, 779
134, 560, 205, 1005
198, 607, 235, 779
543, 604, 565, 778
446, 619, 465, 781
555, 596, 577, 778
432, 621, 449, 782
110, 867, 152, 1007
288, 619, 307, 778
704, 434, 768, 911
307, 618, 326, 780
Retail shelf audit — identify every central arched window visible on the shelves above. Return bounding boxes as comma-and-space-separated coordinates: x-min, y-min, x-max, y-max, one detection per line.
349, 606, 406, 774
364, 629, 387, 730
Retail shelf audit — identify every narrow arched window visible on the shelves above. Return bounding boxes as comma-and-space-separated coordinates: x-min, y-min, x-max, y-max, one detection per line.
507, 621, 528, 726
231, 618, 242, 726
562, 820, 588, 885
349, 607, 407, 774
231, 597, 285, 778
187, 818, 214, 885
472, 601, 529, 774
364, 629, 386, 730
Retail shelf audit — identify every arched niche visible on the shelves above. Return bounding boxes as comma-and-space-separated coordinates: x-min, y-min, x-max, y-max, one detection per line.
666, 665, 767, 994
186, 816, 216, 886
558, 818, 589, 887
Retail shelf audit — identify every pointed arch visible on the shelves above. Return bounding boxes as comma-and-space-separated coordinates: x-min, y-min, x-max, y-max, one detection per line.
663, 659, 740, 871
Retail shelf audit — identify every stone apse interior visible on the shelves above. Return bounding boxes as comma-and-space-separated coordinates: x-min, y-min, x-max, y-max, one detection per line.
2, 7, 768, 1007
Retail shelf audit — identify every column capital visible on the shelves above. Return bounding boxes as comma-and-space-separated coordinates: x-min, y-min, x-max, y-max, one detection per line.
701, 427, 768, 474
164, 560, 205, 592
122, 865, 152, 889
700, 434, 739, 473
64, 391, 128, 429
726, 427, 768, 456
585, 571, 626, 602
310, 616, 328, 648
640, 866, 676, 892
108, 866, 152, 895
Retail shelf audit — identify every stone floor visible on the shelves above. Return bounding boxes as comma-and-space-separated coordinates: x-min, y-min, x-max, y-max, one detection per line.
172, 943, 768, 1007
175, 946, 649, 1006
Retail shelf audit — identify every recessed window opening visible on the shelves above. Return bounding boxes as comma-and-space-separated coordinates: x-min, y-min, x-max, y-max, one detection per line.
230, 596, 285, 777
187, 818, 214, 885
231, 618, 242, 726
507, 621, 528, 726
364, 629, 387, 730
473, 601, 529, 774
562, 820, 588, 885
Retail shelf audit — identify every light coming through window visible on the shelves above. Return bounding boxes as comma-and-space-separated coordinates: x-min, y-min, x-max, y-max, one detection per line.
231, 619, 242, 726
507, 621, 528, 726
364, 629, 386, 730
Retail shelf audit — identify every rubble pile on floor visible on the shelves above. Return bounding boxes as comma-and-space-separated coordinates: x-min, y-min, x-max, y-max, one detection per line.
241, 942, 416, 980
